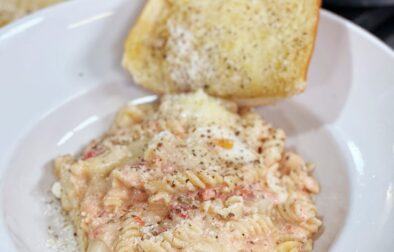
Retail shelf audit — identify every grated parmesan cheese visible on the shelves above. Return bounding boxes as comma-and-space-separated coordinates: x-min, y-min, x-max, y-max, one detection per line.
166, 21, 214, 90
44, 192, 79, 252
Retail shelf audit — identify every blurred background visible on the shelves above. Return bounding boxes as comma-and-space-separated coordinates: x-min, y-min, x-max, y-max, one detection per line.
324, 0, 394, 49
0, 0, 394, 49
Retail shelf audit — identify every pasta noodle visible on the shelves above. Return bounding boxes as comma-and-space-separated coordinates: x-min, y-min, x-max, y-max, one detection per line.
227, 214, 274, 239
114, 215, 143, 252
53, 90, 322, 251
276, 241, 303, 252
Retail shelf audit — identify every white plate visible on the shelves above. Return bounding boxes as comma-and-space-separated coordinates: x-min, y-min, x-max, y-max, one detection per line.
0, 0, 393, 251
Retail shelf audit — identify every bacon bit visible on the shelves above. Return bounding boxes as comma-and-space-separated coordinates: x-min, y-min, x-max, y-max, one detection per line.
154, 226, 167, 235
218, 192, 231, 201
198, 188, 218, 201
236, 187, 255, 200
176, 211, 188, 218
129, 189, 148, 203
199, 185, 258, 202
169, 204, 191, 219
133, 216, 145, 226
213, 139, 234, 149
82, 149, 101, 160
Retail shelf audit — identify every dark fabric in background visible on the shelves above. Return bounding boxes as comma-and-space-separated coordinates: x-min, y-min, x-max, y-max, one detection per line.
324, 2, 394, 49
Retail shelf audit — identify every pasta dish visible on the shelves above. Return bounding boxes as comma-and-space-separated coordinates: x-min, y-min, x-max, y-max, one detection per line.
53, 90, 321, 252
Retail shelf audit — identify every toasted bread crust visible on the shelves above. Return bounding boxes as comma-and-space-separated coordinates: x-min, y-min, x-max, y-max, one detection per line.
303, 0, 322, 82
